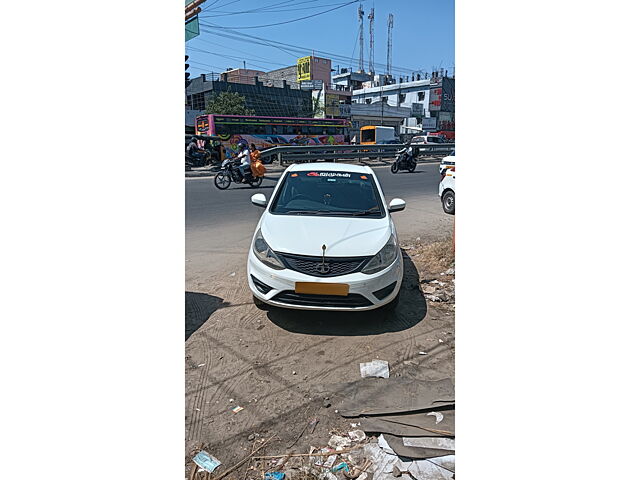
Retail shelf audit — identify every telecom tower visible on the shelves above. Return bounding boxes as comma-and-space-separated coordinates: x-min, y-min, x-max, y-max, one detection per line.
368, 8, 375, 75
386, 13, 393, 76
358, 4, 365, 72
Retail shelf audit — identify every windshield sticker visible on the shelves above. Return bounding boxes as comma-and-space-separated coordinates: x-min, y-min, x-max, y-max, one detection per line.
291, 173, 298, 177
306, 172, 352, 177
360, 175, 368, 179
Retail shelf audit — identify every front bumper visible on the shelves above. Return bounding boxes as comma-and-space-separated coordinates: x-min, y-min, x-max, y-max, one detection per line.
247, 249, 403, 311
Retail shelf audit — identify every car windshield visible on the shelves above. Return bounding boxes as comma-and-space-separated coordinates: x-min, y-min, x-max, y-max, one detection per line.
270, 170, 385, 218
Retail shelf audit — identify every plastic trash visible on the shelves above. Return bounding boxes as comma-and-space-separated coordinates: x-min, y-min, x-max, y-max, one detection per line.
193, 451, 221, 473
264, 473, 285, 480
359, 359, 390, 378
330, 462, 350, 473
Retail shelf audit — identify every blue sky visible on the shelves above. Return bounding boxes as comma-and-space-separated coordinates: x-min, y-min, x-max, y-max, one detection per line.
186, 0, 454, 80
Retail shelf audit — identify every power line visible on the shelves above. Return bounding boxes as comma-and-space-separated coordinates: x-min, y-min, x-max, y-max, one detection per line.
205, 0, 359, 29
199, 23, 422, 75
199, 1, 346, 17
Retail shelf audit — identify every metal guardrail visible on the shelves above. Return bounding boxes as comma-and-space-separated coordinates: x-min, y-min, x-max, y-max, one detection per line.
259, 143, 455, 166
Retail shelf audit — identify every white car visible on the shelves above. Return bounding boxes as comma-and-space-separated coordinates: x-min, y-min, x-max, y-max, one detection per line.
247, 163, 406, 311
439, 166, 455, 215
439, 149, 455, 175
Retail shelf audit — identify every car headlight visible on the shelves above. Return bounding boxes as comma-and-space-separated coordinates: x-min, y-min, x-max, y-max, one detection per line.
252, 229, 285, 270
361, 234, 399, 274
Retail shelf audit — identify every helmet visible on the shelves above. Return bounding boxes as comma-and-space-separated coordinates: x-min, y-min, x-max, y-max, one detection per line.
237, 141, 247, 149
191, 137, 198, 142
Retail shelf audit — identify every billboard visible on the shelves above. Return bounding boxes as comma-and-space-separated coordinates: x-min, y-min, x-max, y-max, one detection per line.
297, 56, 311, 82
324, 94, 340, 116
185, 16, 200, 42
411, 103, 424, 117
422, 117, 437, 131
300, 79, 323, 90
441, 77, 455, 112
429, 87, 442, 112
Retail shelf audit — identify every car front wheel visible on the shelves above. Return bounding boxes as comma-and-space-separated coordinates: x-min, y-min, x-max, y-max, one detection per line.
442, 190, 455, 215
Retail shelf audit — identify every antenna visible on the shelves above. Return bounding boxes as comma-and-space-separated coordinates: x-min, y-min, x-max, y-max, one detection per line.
386, 13, 393, 76
358, 4, 365, 72
368, 7, 375, 75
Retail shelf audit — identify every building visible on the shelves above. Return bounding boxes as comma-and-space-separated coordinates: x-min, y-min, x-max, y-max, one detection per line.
220, 68, 266, 85
332, 69, 374, 91
186, 73, 313, 118
349, 71, 455, 136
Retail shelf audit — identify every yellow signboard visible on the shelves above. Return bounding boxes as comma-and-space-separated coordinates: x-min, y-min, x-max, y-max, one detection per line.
297, 56, 311, 82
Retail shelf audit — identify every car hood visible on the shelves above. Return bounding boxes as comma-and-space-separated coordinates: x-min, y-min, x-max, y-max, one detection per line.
260, 214, 392, 257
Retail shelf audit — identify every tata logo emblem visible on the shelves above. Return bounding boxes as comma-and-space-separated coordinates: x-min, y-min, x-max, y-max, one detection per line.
317, 244, 331, 274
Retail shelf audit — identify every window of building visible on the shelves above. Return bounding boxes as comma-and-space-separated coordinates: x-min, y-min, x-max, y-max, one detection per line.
418, 91, 426, 101
323, 59, 327, 64
399, 93, 406, 103
382, 96, 388, 102
315, 58, 319, 62
365, 98, 372, 104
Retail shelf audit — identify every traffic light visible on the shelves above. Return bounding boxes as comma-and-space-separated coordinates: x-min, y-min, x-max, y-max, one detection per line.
185, 55, 191, 88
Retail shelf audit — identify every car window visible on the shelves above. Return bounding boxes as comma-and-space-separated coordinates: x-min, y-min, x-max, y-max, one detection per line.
270, 171, 386, 218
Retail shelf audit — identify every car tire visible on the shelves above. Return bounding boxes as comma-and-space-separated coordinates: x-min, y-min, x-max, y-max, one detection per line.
442, 190, 455, 215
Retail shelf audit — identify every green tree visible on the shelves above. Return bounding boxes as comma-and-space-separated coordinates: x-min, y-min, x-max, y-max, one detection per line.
205, 90, 255, 115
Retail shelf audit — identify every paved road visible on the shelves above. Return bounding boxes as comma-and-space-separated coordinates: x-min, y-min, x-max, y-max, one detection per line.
186, 162, 453, 282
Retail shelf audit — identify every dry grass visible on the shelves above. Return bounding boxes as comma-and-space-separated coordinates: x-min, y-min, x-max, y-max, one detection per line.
405, 236, 455, 278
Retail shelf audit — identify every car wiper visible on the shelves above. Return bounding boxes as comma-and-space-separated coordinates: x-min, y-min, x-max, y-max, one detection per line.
350, 207, 381, 216
285, 210, 329, 215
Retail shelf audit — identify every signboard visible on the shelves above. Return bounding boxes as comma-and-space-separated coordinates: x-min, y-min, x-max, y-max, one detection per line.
325, 94, 340, 117
429, 87, 442, 112
300, 80, 323, 90
297, 56, 311, 82
339, 104, 352, 117
422, 117, 437, 131
411, 103, 424, 117
185, 16, 200, 42
441, 77, 455, 112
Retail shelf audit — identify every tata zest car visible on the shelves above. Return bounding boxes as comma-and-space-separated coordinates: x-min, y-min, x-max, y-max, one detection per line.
247, 163, 406, 311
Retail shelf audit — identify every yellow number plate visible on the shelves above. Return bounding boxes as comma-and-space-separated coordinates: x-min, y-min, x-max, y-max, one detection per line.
295, 282, 349, 296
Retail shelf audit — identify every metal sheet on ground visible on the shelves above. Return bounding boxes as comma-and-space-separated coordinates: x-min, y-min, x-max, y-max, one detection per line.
359, 408, 455, 437
384, 433, 455, 459
335, 377, 455, 417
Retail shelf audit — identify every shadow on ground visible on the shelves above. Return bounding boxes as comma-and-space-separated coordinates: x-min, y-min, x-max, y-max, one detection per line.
267, 249, 426, 336
185, 292, 225, 340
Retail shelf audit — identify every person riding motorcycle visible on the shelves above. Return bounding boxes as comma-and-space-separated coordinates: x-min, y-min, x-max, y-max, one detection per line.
186, 136, 205, 165
235, 141, 251, 182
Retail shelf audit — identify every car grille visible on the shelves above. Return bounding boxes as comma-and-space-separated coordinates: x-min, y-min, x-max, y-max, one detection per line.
277, 253, 372, 278
272, 291, 373, 308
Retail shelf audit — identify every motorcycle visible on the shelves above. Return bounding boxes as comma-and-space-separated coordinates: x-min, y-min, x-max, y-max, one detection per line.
214, 158, 263, 190
391, 146, 417, 174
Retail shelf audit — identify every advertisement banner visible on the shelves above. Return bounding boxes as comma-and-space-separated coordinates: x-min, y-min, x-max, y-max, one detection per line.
297, 56, 311, 82
441, 77, 455, 112
300, 79, 323, 90
411, 103, 424, 117
429, 87, 442, 112
324, 93, 340, 116
422, 117, 437, 131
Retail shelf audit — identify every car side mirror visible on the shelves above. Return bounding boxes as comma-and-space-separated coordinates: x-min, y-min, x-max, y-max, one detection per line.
388, 198, 406, 213
251, 193, 267, 208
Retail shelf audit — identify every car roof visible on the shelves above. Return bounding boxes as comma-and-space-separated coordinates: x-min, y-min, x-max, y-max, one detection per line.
288, 162, 374, 174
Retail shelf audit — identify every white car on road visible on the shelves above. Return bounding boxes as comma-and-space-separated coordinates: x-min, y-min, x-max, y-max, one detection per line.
439, 166, 455, 215
247, 163, 406, 311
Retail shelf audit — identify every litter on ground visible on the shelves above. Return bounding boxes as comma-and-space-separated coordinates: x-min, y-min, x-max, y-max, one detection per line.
359, 359, 390, 378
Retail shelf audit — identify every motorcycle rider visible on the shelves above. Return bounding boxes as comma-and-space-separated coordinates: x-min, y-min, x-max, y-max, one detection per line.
186, 136, 205, 165
235, 141, 251, 182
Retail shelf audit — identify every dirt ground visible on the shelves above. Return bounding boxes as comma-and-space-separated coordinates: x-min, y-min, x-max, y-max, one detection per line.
185, 238, 455, 478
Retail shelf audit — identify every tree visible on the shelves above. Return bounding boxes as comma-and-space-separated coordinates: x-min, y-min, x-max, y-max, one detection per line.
205, 90, 255, 115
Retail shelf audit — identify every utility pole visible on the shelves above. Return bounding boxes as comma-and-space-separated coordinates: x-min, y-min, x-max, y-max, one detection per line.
368, 8, 375, 75
358, 4, 364, 72
386, 14, 393, 76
